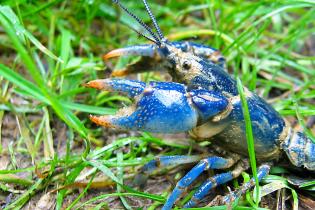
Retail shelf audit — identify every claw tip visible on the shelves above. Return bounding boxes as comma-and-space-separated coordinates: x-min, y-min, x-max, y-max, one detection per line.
103, 50, 121, 60
84, 80, 107, 90
111, 69, 129, 77
89, 115, 115, 128
103, 53, 112, 60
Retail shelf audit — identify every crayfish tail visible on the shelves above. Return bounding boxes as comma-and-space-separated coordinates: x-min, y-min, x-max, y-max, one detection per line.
281, 130, 315, 170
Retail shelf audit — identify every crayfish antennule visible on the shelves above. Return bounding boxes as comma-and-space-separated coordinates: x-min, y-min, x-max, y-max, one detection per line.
89, 115, 115, 128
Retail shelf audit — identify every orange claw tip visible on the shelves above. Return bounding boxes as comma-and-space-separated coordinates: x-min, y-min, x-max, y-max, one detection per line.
89, 115, 115, 128
111, 69, 129, 77
103, 49, 123, 60
84, 80, 108, 90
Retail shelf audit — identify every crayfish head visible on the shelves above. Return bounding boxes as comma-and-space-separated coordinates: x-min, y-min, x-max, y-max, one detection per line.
161, 44, 204, 87
161, 43, 238, 96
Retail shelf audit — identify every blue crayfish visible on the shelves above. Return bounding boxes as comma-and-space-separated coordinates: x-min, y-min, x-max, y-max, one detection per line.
85, 0, 315, 209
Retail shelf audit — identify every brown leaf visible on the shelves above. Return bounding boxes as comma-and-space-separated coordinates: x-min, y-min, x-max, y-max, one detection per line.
299, 194, 315, 210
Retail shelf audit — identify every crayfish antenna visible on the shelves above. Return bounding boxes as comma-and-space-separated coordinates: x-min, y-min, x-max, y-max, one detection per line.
142, 0, 165, 41
111, 0, 160, 45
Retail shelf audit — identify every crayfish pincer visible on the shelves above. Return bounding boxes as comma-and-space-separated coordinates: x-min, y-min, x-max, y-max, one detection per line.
85, 0, 315, 209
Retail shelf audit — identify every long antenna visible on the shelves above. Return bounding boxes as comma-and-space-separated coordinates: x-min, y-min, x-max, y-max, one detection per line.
112, 0, 161, 45
128, 25, 158, 45
142, 0, 164, 40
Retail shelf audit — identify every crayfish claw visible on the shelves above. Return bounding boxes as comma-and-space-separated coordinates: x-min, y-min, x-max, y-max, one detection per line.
87, 81, 202, 133
103, 44, 158, 61
86, 80, 232, 133
103, 44, 168, 76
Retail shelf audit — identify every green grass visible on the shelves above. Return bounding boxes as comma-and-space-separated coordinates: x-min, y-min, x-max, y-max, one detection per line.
0, 0, 314, 209
237, 77, 260, 207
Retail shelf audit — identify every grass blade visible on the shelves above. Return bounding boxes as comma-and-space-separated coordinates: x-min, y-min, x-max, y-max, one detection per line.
0, 6, 63, 63
237, 78, 260, 206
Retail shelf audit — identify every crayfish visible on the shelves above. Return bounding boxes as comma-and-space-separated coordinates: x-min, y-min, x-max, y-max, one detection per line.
85, 0, 315, 209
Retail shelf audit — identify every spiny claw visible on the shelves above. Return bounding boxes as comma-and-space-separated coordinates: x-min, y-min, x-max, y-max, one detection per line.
88, 80, 199, 133
86, 79, 229, 133
103, 42, 225, 77
104, 44, 164, 76
103, 42, 224, 63
103, 44, 158, 60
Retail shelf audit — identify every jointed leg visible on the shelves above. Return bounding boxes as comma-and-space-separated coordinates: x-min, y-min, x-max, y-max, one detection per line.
162, 155, 239, 210
141, 155, 203, 174
183, 160, 248, 208
134, 155, 203, 188
208, 164, 271, 206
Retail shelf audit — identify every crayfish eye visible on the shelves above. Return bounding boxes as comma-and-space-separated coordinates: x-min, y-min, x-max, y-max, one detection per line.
182, 60, 191, 70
